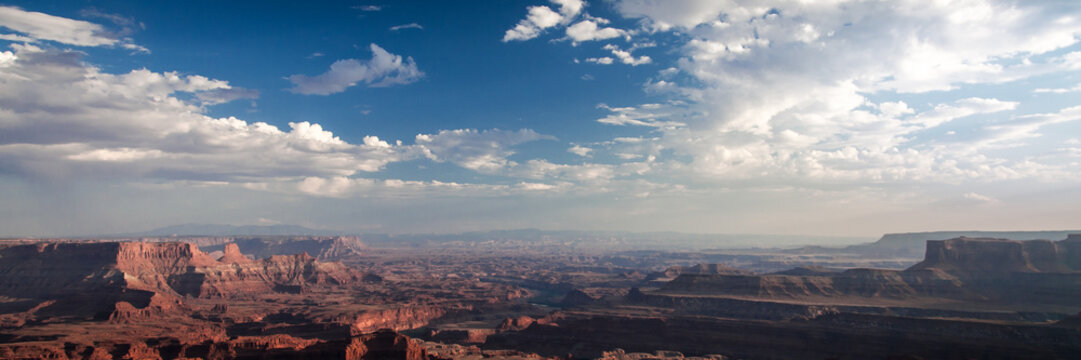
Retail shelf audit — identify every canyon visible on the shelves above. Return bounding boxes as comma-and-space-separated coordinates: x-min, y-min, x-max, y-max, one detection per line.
0, 233, 1079, 359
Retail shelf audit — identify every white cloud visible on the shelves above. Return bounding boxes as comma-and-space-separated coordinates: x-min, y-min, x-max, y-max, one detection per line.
390, 23, 423, 31
591, 0, 1081, 185
415, 129, 556, 172
514, 159, 617, 182
0, 6, 144, 51
0, 44, 404, 182
602, 44, 650, 66
1034, 83, 1081, 94
503, 1, 581, 42
0, 6, 115, 46
568, 145, 593, 157
289, 176, 576, 198
586, 57, 614, 65
0, 40, 598, 200
565, 19, 626, 43
503, 0, 629, 43
551, 0, 584, 19
0, 51, 15, 67
298, 176, 373, 197
287, 43, 423, 95
595, 103, 686, 128
908, 98, 1017, 128
614, 0, 730, 31
977, 105, 1081, 148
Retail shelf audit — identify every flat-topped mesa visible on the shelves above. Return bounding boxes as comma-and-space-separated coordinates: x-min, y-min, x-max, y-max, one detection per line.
660, 268, 966, 300
178, 250, 358, 298
0, 241, 358, 304
908, 237, 1081, 275
116, 242, 219, 268
645, 263, 752, 280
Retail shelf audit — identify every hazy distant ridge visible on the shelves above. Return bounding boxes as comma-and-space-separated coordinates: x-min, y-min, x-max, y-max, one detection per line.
116, 224, 342, 237
845, 230, 1081, 257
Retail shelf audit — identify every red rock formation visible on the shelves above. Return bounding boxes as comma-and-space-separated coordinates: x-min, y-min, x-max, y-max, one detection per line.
218, 243, 251, 264
229, 334, 320, 352
349, 305, 450, 334
498, 315, 538, 332
191, 251, 358, 298
346, 329, 428, 360
0, 241, 360, 319
427, 328, 497, 344
107, 293, 182, 323
290, 330, 428, 360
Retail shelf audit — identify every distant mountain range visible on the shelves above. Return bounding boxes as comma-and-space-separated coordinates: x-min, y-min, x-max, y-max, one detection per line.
105, 225, 1081, 255
113, 224, 344, 237
107, 225, 869, 250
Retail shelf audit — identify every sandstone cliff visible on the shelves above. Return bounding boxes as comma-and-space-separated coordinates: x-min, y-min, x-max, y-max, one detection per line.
0, 241, 359, 317
659, 237, 1081, 309
909, 236, 1081, 275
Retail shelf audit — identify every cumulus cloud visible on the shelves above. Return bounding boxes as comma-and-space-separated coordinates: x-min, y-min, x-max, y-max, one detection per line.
0, 43, 404, 182
564, 19, 626, 43
601, 44, 650, 65
586, 0, 1081, 185
0, 6, 615, 202
503, 1, 580, 42
503, 0, 630, 44
287, 43, 423, 95
0, 38, 601, 200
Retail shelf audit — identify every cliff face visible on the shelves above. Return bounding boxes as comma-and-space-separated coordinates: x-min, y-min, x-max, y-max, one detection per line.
0, 241, 359, 315
0, 242, 127, 298
661, 237, 1081, 307
178, 252, 358, 298
842, 230, 1081, 258
662, 269, 965, 300
910, 237, 1081, 275
349, 305, 450, 334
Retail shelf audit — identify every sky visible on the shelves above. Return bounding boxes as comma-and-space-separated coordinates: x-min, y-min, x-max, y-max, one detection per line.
1, 0, 1080, 238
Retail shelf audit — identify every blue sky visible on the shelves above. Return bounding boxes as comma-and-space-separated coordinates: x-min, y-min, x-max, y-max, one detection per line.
1, 1, 1080, 238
